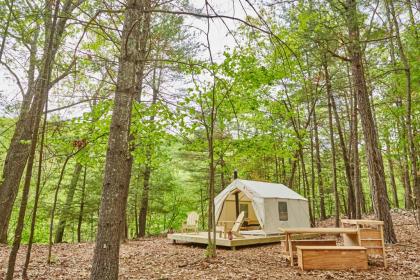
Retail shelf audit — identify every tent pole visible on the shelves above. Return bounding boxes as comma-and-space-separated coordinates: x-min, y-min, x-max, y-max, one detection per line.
235, 192, 240, 217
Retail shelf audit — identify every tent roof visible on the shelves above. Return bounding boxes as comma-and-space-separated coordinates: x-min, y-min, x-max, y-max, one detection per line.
227, 179, 307, 201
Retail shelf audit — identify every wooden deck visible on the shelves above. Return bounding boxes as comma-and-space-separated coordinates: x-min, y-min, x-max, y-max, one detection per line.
167, 232, 284, 249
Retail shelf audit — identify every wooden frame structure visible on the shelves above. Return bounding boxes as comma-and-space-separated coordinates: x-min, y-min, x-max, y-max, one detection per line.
167, 232, 283, 250
341, 219, 387, 267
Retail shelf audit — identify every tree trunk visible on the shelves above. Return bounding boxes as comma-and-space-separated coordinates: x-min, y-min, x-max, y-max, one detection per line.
329, 88, 356, 218
313, 107, 326, 219
0, 22, 38, 245
207, 134, 216, 257
0, 0, 13, 60
22, 79, 47, 279
48, 155, 73, 263
138, 67, 160, 238
5, 0, 60, 276
309, 122, 317, 221
90, 0, 151, 279
0, 0, 81, 242
55, 162, 83, 243
77, 166, 87, 243
326, 67, 340, 227
348, 63, 364, 218
385, 137, 399, 208
138, 161, 151, 238
346, 0, 396, 243
299, 147, 315, 226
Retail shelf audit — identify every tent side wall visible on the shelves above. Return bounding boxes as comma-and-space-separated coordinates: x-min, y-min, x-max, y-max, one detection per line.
262, 198, 310, 233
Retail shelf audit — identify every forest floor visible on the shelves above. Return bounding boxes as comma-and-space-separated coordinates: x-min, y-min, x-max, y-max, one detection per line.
1, 210, 419, 279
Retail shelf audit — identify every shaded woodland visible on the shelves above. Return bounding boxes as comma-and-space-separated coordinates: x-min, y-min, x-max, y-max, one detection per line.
0, 0, 418, 279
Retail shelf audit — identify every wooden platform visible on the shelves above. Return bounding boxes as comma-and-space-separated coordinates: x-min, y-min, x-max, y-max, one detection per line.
167, 232, 284, 249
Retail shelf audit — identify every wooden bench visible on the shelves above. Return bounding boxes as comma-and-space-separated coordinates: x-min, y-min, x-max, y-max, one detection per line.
280, 227, 359, 266
297, 246, 368, 270
282, 239, 337, 256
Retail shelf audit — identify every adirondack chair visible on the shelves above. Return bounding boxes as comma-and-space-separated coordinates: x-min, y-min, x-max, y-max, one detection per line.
217, 211, 246, 239
231, 211, 246, 238
182, 212, 199, 234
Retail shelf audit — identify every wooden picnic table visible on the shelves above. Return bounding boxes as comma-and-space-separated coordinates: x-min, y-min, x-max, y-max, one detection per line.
279, 227, 359, 266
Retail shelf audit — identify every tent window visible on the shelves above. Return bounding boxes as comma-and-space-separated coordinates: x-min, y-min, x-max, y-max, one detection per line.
278, 201, 288, 221
239, 203, 249, 219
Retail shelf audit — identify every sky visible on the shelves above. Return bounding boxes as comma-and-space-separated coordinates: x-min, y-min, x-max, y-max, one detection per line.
0, 0, 260, 119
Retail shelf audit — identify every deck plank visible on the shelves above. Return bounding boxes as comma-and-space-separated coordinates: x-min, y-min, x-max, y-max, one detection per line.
167, 232, 284, 248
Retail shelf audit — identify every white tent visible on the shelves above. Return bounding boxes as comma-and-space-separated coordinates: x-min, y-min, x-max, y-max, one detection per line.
215, 179, 310, 234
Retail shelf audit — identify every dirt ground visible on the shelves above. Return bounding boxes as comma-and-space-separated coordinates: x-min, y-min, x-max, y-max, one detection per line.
1, 210, 419, 279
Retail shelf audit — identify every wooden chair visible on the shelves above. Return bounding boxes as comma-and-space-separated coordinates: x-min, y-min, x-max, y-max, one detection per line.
231, 211, 246, 238
182, 212, 199, 234
216, 211, 246, 239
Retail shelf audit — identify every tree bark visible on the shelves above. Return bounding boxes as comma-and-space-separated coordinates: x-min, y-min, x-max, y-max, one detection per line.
77, 166, 87, 243
0, 0, 13, 61
137, 160, 151, 238
329, 89, 356, 218
22, 77, 47, 279
309, 122, 317, 221
326, 64, 340, 227
90, 0, 151, 279
48, 155, 73, 263
138, 67, 160, 238
299, 147, 315, 226
55, 162, 83, 243
346, 0, 396, 243
385, 136, 399, 208
313, 107, 326, 219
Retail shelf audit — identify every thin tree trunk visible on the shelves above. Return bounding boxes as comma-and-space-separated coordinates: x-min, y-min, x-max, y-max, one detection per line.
310, 122, 317, 221
138, 67, 160, 238
207, 135, 216, 257
0, 0, 13, 60
299, 147, 315, 226
200, 187, 205, 230
22, 84, 47, 279
77, 166, 87, 243
385, 137, 399, 208
351, 88, 364, 218
326, 68, 340, 227
138, 161, 151, 237
48, 155, 72, 263
330, 90, 356, 218
90, 1, 151, 278
55, 162, 83, 243
313, 108, 326, 219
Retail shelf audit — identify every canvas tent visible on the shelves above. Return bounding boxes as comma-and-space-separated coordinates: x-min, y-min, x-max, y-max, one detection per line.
215, 179, 310, 234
